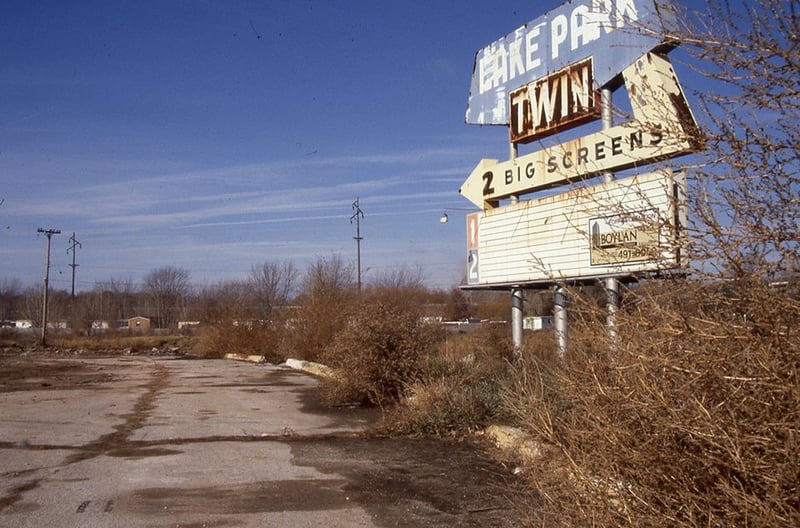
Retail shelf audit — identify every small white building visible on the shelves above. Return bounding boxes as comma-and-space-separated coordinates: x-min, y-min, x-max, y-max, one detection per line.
523, 316, 554, 331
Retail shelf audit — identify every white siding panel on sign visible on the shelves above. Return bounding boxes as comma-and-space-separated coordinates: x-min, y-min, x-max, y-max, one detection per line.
473, 170, 686, 286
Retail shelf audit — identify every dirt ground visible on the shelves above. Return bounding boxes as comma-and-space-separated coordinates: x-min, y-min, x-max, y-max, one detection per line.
0, 348, 527, 527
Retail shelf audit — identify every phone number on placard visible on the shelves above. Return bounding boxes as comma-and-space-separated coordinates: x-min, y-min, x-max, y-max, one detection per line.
616, 246, 661, 260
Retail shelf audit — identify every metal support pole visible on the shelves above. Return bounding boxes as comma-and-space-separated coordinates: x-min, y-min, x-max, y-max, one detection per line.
38, 228, 60, 346
555, 285, 568, 357
508, 142, 524, 353
511, 288, 524, 353
601, 87, 620, 344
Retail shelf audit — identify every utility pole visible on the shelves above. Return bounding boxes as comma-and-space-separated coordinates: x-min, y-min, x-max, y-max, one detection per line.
37, 228, 61, 346
67, 232, 82, 301
350, 197, 364, 293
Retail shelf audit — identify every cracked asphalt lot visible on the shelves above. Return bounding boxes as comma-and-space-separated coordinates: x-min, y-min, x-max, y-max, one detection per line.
0, 354, 521, 527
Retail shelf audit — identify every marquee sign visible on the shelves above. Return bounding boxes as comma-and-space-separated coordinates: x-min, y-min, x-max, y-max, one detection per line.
465, 169, 687, 286
459, 2, 703, 289
460, 52, 702, 208
509, 57, 601, 143
465, 0, 678, 125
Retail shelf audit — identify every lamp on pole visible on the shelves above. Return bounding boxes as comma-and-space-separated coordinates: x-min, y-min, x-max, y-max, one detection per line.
439, 207, 476, 224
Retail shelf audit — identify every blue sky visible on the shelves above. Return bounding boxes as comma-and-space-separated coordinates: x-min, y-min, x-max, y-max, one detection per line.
1, 0, 703, 291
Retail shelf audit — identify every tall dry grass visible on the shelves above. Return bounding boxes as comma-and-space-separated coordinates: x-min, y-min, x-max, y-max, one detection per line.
384, 325, 520, 436
505, 280, 799, 527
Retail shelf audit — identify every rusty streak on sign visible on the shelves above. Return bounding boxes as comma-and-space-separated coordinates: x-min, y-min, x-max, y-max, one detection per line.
459, 52, 703, 209
465, 0, 679, 125
510, 57, 601, 144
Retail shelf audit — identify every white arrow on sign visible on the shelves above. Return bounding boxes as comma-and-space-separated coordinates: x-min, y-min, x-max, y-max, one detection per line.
460, 52, 703, 209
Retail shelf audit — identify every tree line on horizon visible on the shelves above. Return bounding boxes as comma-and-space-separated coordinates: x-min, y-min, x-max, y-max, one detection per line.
0, 257, 532, 331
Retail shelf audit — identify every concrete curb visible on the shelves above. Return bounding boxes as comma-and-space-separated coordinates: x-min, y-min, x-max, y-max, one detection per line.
285, 358, 338, 379
223, 353, 267, 364
223, 355, 541, 466
483, 425, 543, 463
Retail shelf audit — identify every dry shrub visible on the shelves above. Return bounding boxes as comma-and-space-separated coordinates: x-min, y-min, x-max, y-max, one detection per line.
506, 280, 799, 527
283, 290, 357, 362
283, 255, 358, 362
0, 327, 33, 347
56, 333, 186, 351
196, 318, 283, 361
193, 275, 291, 361
384, 325, 517, 436
320, 301, 443, 409
497, 1, 799, 524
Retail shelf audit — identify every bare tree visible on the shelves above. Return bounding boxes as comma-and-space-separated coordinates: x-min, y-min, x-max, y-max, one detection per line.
142, 266, 191, 328
301, 254, 355, 301
0, 277, 22, 321
444, 287, 471, 321
93, 277, 138, 321
286, 255, 357, 361
19, 285, 41, 326
194, 279, 250, 322
249, 260, 298, 320
367, 265, 426, 290
677, 0, 800, 280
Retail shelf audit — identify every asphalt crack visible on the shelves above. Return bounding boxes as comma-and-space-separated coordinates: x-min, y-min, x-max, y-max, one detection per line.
0, 479, 42, 513
0, 361, 170, 512
65, 361, 169, 464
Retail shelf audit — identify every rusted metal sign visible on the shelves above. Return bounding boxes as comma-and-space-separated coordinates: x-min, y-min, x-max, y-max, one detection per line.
465, 0, 678, 125
460, 52, 702, 208
509, 57, 601, 144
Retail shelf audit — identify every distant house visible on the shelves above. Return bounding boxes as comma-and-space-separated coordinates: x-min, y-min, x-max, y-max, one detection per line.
524, 316, 554, 331
127, 316, 151, 331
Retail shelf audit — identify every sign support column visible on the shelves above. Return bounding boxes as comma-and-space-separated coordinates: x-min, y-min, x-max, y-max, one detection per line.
601, 88, 620, 345
508, 142, 524, 354
555, 285, 568, 356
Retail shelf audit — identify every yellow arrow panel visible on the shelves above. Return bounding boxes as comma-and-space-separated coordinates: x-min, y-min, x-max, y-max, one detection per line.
459, 122, 692, 208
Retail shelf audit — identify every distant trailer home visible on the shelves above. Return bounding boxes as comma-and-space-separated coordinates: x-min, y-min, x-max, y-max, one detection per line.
524, 316, 554, 331
127, 316, 151, 331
